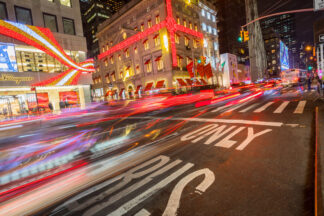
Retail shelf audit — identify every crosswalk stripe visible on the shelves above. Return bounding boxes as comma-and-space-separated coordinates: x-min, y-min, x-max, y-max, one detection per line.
273, 101, 290, 114
222, 103, 249, 114
253, 102, 274, 113
294, 100, 306, 114
239, 103, 260, 113
212, 105, 227, 113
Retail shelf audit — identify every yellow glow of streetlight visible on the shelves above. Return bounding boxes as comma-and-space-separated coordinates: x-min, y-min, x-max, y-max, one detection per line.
305, 45, 312, 51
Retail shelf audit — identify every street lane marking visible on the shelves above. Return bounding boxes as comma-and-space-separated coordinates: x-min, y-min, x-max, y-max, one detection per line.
273, 101, 290, 114
239, 103, 260, 113
107, 163, 194, 216
127, 117, 284, 127
211, 105, 227, 112
294, 100, 306, 114
221, 102, 249, 114
253, 102, 274, 113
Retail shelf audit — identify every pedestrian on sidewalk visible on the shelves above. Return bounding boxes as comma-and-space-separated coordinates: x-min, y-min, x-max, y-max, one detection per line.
316, 75, 322, 96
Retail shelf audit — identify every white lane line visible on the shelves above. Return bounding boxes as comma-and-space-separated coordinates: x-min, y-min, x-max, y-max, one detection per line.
0, 124, 23, 131
239, 103, 260, 113
107, 163, 194, 216
127, 117, 284, 127
134, 209, 151, 216
253, 102, 275, 113
211, 105, 228, 113
294, 100, 306, 114
273, 101, 290, 114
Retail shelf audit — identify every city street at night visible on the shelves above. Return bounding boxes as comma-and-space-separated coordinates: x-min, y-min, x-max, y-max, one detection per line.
0, 0, 324, 215
0, 85, 323, 216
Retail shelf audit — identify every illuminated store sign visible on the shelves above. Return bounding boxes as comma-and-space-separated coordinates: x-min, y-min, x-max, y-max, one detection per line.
0, 74, 34, 84
280, 41, 290, 71
0, 43, 17, 72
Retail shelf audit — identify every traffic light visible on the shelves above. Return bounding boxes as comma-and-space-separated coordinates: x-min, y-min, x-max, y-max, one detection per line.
308, 65, 313, 71
244, 31, 249, 42
238, 36, 243, 42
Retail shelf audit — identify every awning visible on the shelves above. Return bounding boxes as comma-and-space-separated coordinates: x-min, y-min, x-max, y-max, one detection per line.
144, 82, 153, 91
143, 39, 148, 44
125, 66, 130, 70
185, 78, 193, 86
155, 56, 162, 61
136, 65, 140, 69
124, 48, 128, 52
153, 34, 159, 39
177, 79, 187, 87
175, 33, 180, 37
105, 74, 109, 77
119, 88, 125, 96
105, 90, 112, 97
177, 55, 183, 59
135, 85, 142, 94
195, 79, 201, 85
155, 80, 165, 88
200, 79, 208, 85
144, 59, 151, 65
111, 71, 115, 77
184, 35, 190, 40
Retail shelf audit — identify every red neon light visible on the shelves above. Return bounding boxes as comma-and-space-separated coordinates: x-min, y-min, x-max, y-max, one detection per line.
98, 0, 204, 67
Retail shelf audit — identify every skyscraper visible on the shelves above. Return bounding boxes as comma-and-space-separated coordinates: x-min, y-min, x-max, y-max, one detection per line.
213, 0, 249, 64
80, 0, 128, 58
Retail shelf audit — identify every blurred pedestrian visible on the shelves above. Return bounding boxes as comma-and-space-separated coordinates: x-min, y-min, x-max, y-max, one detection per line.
316, 75, 322, 96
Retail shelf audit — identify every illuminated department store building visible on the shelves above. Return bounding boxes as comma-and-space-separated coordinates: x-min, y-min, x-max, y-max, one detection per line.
0, 0, 93, 116
94, 0, 219, 100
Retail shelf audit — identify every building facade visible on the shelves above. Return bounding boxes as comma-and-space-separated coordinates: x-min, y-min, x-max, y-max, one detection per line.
94, 0, 219, 100
0, 0, 92, 116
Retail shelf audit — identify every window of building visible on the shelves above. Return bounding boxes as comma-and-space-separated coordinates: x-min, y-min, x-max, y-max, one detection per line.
123, 32, 127, 39
104, 59, 108, 66
189, 22, 192, 29
155, 15, 160, 24
207, 12, 210, 20
15, 6, 33, 25
214, 42, 218, 51
202, 23, 206, 31
134, 47, 138, 54
213, 28, 217, 35
193, 40, 198, 48
43, 13, 58, 32
156, 57, 163, 70
62, 18, 75, 35
175, 34, 180, 44
0, 2, 8, 20
184, 36, 189, 46
208, 26, 212, 33
183, 19, 186, 27
144, 39, 149, 50
140, 23, 144, 32
125, 49, 129, 58
110, 56, 114, 64
148, 19, 152, 28
203, 38, 208, 48
134, 26, 138, 31
60, 0, 71, 7
212, 15, 216, 22
105, 75, 110, 83
118, 54, 121, 61
145, 60, 152, 73
177, 17, 180, 24
106, 43, 109, 50
186, 57, 191, 65
201, 9, 205, 17
194, 24, 198, 31
177, 55, 182, 68
271, 49, 275, 53
154, 34, 160, 47
136, 65, 140, 74
272, 60, 276, 64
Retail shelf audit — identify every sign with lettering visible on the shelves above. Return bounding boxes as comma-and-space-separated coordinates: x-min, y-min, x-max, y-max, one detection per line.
0, 72, 57, 87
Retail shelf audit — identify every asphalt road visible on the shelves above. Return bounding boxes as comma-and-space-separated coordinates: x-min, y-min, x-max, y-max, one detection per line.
0, 87, 322, 216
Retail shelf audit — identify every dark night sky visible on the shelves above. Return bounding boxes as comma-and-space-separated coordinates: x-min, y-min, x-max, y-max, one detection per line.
257, 0, 324, 43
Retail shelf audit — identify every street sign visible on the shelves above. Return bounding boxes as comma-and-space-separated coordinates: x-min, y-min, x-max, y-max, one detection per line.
314, 0, 324, 11
319, 34, 324, 42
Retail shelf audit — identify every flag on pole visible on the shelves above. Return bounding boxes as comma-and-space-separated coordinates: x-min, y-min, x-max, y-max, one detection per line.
204, 63, 213, 79
186, 61, 194, 78
197, 64, 204, 77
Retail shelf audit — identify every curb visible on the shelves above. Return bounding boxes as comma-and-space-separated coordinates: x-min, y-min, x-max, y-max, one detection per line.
315, 106, 323, 216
